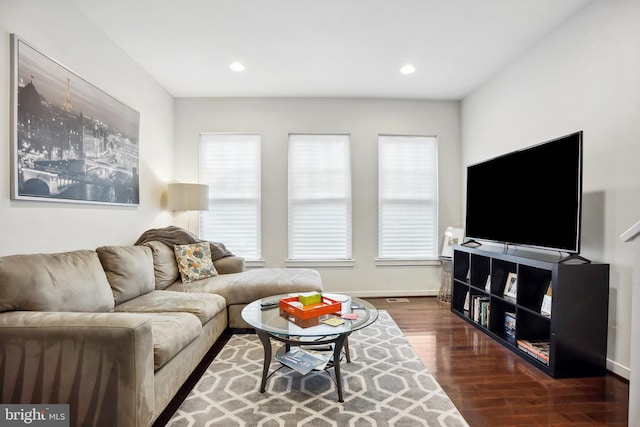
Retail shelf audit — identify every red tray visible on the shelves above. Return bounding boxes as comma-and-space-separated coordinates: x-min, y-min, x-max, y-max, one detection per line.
279, 296, 341, 320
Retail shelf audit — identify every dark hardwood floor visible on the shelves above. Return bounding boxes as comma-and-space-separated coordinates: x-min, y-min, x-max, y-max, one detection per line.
364, 297, 629, 427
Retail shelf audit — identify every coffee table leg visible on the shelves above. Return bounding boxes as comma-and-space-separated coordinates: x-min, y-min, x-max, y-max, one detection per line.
256, 330, 271, 393
344, 336, 351, 363
333, 334, 348, 403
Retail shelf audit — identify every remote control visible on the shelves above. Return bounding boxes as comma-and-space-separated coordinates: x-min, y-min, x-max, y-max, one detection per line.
260, 300, 279, 310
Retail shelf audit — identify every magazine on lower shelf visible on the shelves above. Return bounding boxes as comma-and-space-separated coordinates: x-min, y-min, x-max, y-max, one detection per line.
276, 349, 331, 374
517, 339, 550, 365
300, 348, 333, 370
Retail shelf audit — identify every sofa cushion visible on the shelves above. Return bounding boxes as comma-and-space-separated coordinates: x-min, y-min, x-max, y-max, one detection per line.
114, 290, 226, 326
174, 242, 217, 283
213, 256, 246, 275
96, 245, 155, 305
166, 268, 323, 306
0, 250, 114, 313
142, 241, 180, 289
148, 312, 202, 370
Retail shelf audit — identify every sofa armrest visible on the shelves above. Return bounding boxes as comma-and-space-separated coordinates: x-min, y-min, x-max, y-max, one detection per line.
0, 311, 155, 427
214, 256, 245, 274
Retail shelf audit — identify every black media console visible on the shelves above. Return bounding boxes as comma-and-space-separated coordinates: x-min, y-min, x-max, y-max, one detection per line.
451, 244, 609, 377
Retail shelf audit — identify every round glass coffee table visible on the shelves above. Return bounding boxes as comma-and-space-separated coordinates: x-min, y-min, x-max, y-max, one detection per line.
241, 293, 378, 402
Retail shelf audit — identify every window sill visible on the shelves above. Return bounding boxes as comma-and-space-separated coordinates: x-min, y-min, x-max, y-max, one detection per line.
245, 259, 266, 268
375, 258, 441, 267
285, 259, 355, 268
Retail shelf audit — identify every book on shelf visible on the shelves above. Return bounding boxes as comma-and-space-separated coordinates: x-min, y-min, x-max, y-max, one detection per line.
471, 295, 490, 325
504, 312, 516, 342
540, 281, 552, 317
463, 291, 470, 312
485, 275, 491, 292
517, 339, 550, 365
480, 300, 490, 327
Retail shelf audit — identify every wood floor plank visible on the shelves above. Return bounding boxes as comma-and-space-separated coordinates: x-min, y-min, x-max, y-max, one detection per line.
364, 297, 629, 427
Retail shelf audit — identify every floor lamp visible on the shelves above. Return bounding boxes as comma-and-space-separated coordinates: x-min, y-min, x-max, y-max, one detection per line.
167, 183, 210, 236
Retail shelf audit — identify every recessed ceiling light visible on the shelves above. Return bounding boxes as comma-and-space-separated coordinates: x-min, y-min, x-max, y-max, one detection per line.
400, 64, 416, 75
229, 62, 245, 72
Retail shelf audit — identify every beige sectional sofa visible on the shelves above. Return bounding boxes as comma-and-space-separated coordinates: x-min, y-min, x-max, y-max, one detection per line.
0, 241, 322, 427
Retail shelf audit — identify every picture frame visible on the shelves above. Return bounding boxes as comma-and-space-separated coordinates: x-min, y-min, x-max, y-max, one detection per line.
503, 272, 518, 298
440, 227, 465, 258
10, 34, 140, 205
541, 281, 552, 317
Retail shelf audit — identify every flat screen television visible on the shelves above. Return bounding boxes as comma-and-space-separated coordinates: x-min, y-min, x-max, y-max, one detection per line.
465, 131, 583, 254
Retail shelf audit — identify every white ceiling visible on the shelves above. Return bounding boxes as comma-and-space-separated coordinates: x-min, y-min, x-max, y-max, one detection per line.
69, 0, 594, 100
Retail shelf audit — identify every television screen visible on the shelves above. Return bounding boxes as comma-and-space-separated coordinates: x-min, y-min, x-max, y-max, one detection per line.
465, 131, 583, 253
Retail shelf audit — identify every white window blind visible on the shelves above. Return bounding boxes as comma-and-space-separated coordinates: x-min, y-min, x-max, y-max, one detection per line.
199, 134, 261, 260
288, 134, 352, 260
378, 135, 438, 260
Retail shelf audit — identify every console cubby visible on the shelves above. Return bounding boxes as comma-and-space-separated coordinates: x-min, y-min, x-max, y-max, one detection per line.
452, 281, 469, 315
488, 298, 516, 343
517, 309, 551, 340
517, 265, 552, 312
470, 254, 490, 290
453, 253, 470, 282
491, 259, 517, 297
451, 244, 609, 377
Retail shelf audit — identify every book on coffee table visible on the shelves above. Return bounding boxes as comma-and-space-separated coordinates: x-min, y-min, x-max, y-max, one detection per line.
302, 349, 333, 370
275, 349, 328, 374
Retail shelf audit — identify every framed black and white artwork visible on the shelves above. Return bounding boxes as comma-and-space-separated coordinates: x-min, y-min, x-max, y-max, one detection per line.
10, 34, 140, 205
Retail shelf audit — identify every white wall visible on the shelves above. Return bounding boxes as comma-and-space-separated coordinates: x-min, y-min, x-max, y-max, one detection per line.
0, 0, 175, 255
621, 224, 640, 425
461, 0, 640, 378
175, 98, 461, 296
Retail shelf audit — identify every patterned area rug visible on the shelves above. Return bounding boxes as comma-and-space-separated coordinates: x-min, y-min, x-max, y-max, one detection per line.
168, 311, 468, 426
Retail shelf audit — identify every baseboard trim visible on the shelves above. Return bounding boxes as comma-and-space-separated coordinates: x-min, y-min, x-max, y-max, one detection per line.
336, 290, 439, 298
607, 358, 630, 380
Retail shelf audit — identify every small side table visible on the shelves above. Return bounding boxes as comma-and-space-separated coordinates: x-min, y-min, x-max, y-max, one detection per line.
437, 257, 452, 304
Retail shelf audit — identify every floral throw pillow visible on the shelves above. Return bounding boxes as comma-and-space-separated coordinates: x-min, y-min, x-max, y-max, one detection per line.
174, 242, 217, 283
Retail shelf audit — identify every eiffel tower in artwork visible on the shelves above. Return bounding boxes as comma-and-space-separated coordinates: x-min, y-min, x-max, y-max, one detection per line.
63, 76, 72, 112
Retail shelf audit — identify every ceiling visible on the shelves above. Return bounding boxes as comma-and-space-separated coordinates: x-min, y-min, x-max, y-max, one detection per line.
69, 0, 594, 100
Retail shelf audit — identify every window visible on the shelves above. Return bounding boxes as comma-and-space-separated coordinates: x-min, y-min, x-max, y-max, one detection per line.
288, 134, 352, 263
378, 135, 438, 262
199, 134, 261, 261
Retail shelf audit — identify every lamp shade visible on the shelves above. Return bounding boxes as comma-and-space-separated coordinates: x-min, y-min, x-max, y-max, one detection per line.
167, 183, 210, 211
